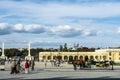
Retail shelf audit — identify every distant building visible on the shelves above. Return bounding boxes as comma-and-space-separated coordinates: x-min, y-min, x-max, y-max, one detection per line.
39, 48, 120, 62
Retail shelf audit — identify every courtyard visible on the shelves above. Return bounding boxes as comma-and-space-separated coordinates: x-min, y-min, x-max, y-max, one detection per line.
0, 62, 120, 80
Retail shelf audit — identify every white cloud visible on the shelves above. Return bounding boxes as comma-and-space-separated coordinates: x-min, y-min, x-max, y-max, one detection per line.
83, 30, 99, 36
24, 24, 45, 33
49, 25, 82, 37
0, 23, 12, 35
0, 23, 99, 37
0, 23, 9, 29
118, 27, 120, 33
14, 24, 24, 31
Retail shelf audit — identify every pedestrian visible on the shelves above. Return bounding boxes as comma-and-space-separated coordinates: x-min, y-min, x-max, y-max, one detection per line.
31, 59, 35, 71
10, 59, 17, 74
16, 57, 21, 73
72, 60, 77, 70
50, 60, 54, 67
8, 58, 10, 63
24, 59, 29, 74
54, 60, 57, 67
44, 60, 47, 68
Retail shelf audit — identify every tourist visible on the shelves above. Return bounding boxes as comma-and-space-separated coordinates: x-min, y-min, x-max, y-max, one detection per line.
72, 60, 77, 70
25, 59, 29, 74
44, 60, 47, 68
50, 60, 54, 67
54, 59, 57, 67
30, 59, 35, 71
10, 59, 17, 74
16, 57, 21, 73
8, 58, 10, 63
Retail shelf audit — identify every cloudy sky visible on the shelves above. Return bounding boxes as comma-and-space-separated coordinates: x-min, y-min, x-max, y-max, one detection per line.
0, 0, 120, 48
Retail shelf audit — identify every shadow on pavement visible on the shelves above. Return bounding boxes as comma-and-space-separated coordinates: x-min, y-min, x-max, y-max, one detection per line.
1, 77, 120, 80
24, 77, 120, 80
0, 77, 25, 80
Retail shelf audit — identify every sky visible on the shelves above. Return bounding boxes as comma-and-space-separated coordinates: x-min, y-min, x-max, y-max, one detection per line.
0, 0, 120, 48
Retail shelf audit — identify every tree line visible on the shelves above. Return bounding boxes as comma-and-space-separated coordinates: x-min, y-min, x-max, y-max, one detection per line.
0, 43, 100, 58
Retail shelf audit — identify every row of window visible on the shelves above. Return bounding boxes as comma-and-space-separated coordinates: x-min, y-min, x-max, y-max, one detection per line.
109, 52, 120, 56
42, 55, 107, 60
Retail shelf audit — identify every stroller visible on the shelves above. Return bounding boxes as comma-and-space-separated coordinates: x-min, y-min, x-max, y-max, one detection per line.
20, 65, 25, 73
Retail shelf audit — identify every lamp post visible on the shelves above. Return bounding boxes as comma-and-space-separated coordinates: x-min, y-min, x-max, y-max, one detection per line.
111, 53, 115, 70
109, 51, 115, 70
107, 50, 115, 70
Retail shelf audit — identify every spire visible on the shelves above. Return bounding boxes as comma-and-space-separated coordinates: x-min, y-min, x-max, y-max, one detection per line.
2, 41, 5, 57
28, 41, 31, 56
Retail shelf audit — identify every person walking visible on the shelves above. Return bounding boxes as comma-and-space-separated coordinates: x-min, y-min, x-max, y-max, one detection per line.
24, 59, 29, 74
50, 60, 54, 67
31, 59, 35, 71
10, 59, 17, 74
16, 57, 21, 73
44, 60, 47, 68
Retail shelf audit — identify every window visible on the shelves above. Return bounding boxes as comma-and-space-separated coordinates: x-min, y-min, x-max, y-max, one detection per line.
109, 57, 111, 60
103, 56, 106, 60
109, 52, 111, 56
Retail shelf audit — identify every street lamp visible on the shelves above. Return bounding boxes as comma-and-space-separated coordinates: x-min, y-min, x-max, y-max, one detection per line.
111, 53, 115, 70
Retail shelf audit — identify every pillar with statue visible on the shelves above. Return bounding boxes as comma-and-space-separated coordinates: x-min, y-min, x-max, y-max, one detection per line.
0, 42, 7, 60
0, 42, 7, 70
25, 42, 34, 60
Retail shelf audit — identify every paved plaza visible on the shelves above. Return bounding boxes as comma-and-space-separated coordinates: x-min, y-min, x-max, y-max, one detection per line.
0, 62, 120, 80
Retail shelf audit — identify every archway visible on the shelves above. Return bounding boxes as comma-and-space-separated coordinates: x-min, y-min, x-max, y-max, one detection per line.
95, 56, 98, 60
43, 56, 46, 60
53, 56, 57, 60
79, 56, 83, 60
85, 56, 89, 61
90, 56, 94, 60
64, 56, 68, 61
103, 56, 106, 60
69, 56, 73, 61
74, 56, 78, 60
48, 56, 51, 60
57, 56, 62, 60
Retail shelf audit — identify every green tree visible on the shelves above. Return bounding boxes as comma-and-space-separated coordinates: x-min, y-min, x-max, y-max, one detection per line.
59, 45, 63, 51
63, 43, 68, 52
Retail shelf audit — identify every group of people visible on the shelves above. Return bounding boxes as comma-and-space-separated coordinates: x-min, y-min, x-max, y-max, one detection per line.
10, 58, 35, 74
44, 59, 61, 68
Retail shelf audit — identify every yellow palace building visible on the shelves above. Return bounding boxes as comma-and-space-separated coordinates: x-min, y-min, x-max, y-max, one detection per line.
39, 48, 120, 62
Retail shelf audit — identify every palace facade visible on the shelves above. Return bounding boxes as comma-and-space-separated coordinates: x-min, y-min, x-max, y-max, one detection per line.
39, 48, 120, 62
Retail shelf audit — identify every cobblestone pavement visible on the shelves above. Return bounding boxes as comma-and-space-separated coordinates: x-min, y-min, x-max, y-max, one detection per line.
0, 62, 120, 80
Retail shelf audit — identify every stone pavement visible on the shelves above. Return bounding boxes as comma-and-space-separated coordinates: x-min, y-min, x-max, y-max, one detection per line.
0, 61, 120, 80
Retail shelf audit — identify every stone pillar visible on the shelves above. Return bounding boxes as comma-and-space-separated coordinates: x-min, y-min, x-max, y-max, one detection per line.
28, 42, 31, 56
46, 55, 48, 61
62, 55, 64, 61
2, 42, 4, 57
51, 55, 53, 60
0, 42, 7, 59
25, 42, 33, 60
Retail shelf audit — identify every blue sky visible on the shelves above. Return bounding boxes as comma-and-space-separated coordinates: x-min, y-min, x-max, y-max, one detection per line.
0, 0, 120, 48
